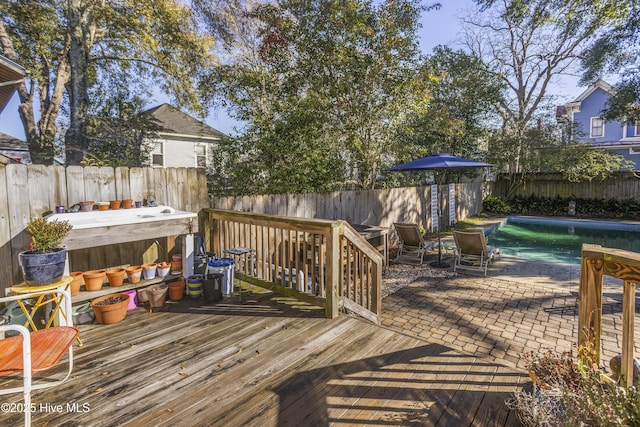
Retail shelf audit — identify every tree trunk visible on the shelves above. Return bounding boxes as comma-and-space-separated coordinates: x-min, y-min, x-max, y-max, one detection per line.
0, 20, 69, 164
65, 0, 93, 165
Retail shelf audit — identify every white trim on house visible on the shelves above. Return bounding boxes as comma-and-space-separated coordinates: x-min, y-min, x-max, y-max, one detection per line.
158, 132, 220, 142
590, 117, 604, 138
573, 80, 615, 103
565, 80, 616, 122
194, 143, 207, 168
151, 141, 164, 167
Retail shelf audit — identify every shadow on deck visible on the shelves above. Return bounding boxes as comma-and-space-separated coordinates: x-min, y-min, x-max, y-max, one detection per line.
0, 285, 525, 426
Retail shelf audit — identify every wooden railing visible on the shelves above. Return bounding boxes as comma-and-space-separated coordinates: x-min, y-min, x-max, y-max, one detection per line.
201, 209, 383, 322
580, 243, 639, 388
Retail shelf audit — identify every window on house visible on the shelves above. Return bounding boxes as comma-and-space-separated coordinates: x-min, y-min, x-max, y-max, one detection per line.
590, 117, 604, 138
636, 121, 639, 137
152, 143, 164, 167
195, 144, 206, 168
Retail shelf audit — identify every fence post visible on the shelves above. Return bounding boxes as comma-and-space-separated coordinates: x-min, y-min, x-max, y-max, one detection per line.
578, 246, 603, 365
325, 222, 341, 319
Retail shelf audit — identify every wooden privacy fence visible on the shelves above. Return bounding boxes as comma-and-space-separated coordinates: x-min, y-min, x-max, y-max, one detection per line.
580, 244, 639, 388
210, 182, 486, 234
0, 164, 208, 294
202, 209, 383, 323
493, 172, 640, 200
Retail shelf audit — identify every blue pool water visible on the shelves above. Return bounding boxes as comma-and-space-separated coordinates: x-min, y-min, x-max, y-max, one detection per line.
485, 217, 640, 264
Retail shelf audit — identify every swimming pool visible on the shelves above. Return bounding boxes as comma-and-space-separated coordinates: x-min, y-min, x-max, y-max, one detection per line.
485, 217, 640, 264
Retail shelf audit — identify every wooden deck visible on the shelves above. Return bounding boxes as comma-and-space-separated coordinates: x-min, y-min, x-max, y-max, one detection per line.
1, 286, 525, 426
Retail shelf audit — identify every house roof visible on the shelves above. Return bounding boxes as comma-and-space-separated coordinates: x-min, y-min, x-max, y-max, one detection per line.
0, 131, 28, 151
146, 104, 227, 141
0, 55, 26, 115
565, 79, 615, 114
572, 79, 615, 103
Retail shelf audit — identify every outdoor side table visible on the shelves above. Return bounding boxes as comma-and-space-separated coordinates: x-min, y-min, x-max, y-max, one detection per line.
223, 247, 256, 301
9, 276, 79, 343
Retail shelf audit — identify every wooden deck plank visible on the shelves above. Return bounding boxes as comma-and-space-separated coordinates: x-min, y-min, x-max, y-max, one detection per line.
206, 318, 380, 426
340, 344, 460, 425
431, 360, 498, 426
130, 316, 354, 425
0, 288, 524, 426
325, 339, 448, 425
259, 326, 410, 426
471, 368, 527, 427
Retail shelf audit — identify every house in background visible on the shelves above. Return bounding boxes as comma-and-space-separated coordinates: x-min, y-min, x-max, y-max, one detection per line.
559, 79, 640, 169
0, 132, 30, 164
0, 55, 26, 116
146, 104, 227, 169
0, 55, 30, 163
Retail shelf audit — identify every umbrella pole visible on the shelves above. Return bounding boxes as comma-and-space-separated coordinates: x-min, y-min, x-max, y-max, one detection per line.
430, 189, 450, 269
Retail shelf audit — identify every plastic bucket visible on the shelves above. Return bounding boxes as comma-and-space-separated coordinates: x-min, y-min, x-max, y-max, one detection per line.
122, 289, 139, 310
0, 301, 32, 336
72, 302, 95, 324
203, 273, 223, 304
187, 275, 203, 298
207, 258, 235, 295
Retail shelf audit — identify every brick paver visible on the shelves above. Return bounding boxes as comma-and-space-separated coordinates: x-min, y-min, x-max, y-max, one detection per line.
381, 258, 640, 372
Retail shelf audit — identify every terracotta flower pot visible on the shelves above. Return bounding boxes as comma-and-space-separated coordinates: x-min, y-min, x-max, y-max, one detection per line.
109, 199, 122, 210
97, 202, 109, 211
80, 201, 94, 212
91, 293, 130, 324
69, 271, 84, 296
122, 199, 133, 209
125, 265, 142, 284
142, 263, 157, 280
83, 269, 106, 291
168, 281, 185, 301
170, 260, 182, 274
157, 262, 171, 277
106, 268, 126, 287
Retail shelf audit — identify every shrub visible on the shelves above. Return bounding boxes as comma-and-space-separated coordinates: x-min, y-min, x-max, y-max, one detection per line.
482, 196, 510, 214
484, 195, 640, 219
508, 348, 640, 426
26, 217, 73, 253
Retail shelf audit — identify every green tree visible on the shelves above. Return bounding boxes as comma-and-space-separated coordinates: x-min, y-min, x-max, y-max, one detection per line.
546, 143, 634, 182
580, 1, 639, 122
0, 0, 214, 165
198, 0, 438, 193
390, 46, 504, 186
83, 95, 161, 167
466, 0, 618, 195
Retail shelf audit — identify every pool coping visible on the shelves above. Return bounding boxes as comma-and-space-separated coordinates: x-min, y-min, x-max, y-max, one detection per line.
504, 215, 640, 231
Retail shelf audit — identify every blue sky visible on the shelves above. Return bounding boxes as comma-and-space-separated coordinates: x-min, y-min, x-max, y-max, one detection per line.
0, 0, 585, 140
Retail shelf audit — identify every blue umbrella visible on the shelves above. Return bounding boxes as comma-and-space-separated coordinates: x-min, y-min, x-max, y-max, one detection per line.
387, 154, 493, 268
387, 153, 493, 171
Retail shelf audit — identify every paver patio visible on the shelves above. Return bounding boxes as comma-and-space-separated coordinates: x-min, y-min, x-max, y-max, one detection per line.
381, 252, 640, 373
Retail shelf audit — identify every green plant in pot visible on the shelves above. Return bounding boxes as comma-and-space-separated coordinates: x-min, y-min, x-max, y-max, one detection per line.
19, 217, 73, 286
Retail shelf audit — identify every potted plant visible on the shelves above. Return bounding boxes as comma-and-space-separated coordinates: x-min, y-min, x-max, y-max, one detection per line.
91, 293, 130, 324
508, 345, 640, 426
18, 217, 73, 286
